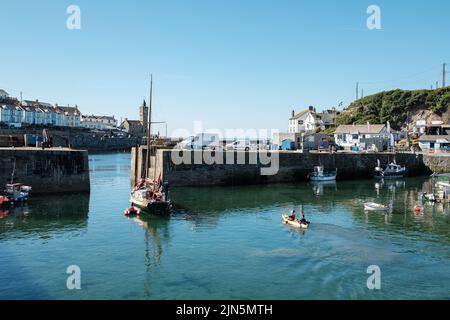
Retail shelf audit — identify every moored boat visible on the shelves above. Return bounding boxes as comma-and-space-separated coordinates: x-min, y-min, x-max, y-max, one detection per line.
374, 160, 406, 179
129, 75, 171, 216
363, 202, 389, 211
308, 166, 337, 182
420, 192, 436, 202
130, 179, 171, 214
4, 183, 32, 203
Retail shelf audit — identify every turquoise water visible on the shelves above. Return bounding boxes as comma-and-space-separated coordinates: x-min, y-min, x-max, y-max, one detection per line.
0, 152, 449, 300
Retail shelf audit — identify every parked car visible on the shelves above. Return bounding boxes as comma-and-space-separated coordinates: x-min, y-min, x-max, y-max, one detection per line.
175, 133, 220, 150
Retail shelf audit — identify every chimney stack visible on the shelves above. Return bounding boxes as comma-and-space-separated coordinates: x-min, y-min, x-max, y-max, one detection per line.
292, 110, 295, 118
367, 121, 370, 131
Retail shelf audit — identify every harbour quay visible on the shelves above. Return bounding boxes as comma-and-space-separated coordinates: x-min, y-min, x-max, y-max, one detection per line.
0, 147, 90, 194
131, 147, 439, 187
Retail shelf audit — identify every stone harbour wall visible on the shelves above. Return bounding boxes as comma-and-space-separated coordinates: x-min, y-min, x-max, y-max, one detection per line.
131, 147, 432, 187
0, 147, 90, 194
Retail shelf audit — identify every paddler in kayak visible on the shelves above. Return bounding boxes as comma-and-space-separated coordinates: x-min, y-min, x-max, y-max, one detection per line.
288, 209, 297, 221
299, 210, 310, 226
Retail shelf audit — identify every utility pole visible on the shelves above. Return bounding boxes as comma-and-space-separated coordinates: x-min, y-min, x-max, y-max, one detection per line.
20, 91, 22, 103
361, 88, 364, 99
356, 82, 359, 100
443, 63, 447, 88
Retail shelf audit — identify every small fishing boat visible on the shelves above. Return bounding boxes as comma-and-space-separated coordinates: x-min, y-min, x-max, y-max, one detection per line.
282, 214, 310, 229
363, 202, 389, 212
4, 183, 32, 203
308, 166, 337, 182
3, 160, 32, 204
374, 160, 406, 179
420, 192, 436, 202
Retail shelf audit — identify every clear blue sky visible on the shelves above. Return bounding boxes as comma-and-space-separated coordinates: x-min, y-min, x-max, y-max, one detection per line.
1, 0, 449, 135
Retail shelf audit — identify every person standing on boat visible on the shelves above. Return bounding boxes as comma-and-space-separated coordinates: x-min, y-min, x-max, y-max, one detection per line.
162, 181, 170, 202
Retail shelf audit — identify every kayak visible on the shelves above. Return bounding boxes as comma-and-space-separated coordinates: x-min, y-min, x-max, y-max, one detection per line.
282, 214, 309, 229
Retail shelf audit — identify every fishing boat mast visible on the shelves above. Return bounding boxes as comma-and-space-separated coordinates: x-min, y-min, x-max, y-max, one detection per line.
144, 75, 153, 180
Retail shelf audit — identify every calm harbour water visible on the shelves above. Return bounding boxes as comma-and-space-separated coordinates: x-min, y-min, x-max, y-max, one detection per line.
0, 152, 449, 300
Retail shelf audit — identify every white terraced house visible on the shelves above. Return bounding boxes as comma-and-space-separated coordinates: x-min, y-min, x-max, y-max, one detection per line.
81, 114, 117, 130
0, 89, 9, 99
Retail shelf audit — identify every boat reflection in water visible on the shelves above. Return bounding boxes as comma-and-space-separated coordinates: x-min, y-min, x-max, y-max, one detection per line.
0, 193, 90, 239
125, 214, 170, 268
124, 214, 170, 298
310, 181, 337, 197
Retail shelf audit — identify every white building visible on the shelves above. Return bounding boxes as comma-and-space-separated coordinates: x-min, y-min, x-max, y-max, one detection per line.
81, 115, 117, 130
288, 107, 318, 133
334, 123, 388, 150
419, 135, 450, 153
0, 89, 9, 99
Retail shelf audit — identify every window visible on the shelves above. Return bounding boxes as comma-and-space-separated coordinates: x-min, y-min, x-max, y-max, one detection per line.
298, 120, 304, 125
352, 134, 359, 140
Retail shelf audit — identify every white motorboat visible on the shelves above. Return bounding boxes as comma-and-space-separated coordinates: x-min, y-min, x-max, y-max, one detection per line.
364, 202, 389, 211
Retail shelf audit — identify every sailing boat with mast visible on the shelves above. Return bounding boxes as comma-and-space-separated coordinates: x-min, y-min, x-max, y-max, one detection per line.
130, 75, 171, 215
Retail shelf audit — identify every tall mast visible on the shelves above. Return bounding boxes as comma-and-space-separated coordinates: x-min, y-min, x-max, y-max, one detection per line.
144, 74, 153, 179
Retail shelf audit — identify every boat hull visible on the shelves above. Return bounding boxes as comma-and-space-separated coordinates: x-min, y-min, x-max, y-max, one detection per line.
310, 175, 336, 182
130, 197, 171, 215
374, 173, 405, 179
364, 202, 388, 211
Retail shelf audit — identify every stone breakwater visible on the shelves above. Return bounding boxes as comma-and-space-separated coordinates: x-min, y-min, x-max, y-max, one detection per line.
131, 147, 436, 187
0, 147, 90, 194
0, 128, 142, 151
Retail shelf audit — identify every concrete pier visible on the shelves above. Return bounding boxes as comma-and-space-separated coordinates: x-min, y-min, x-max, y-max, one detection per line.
131, 147, 435, 187
0, 147, 90, 194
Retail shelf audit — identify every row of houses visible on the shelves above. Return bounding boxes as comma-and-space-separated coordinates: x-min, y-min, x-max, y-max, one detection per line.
0, 98, 81, 127
0, 89, 118, 130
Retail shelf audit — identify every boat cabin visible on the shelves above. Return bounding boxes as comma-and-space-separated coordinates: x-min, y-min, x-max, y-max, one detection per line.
6, 183, 23, 194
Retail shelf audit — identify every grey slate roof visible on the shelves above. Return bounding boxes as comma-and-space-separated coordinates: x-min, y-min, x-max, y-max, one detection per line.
334, 124, 386, 135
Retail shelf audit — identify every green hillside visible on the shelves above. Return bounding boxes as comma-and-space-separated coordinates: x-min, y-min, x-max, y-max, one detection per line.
335, 87, 450, 130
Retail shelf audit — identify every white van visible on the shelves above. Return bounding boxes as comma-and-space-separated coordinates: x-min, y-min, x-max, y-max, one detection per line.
225, 139, 252, 151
